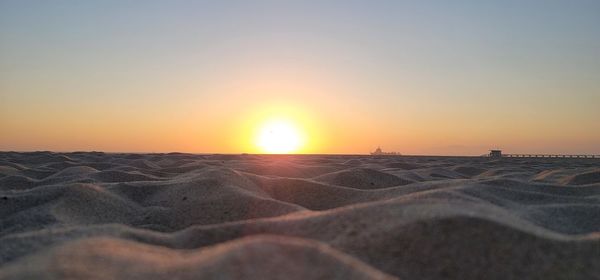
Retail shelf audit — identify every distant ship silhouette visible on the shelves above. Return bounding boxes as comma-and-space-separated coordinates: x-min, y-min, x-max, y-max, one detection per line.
371, 146, 401, 156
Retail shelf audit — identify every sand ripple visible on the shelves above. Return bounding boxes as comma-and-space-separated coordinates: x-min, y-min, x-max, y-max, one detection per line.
1, 152, 599, 279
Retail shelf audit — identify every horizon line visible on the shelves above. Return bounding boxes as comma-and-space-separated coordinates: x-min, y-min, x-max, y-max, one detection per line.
2, 150, 600, 158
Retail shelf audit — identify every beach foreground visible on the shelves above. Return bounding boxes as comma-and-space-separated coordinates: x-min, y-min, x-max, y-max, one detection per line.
0, 152, 599, 279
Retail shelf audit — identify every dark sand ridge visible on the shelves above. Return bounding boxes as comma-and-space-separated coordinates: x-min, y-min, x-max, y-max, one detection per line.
3, 170, 596, 234
1, 152, 599, 279
1, 199, 599, 279
0, 235, 396, 280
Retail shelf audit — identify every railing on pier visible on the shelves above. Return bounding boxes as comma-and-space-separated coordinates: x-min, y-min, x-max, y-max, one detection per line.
502, 154, 598, 158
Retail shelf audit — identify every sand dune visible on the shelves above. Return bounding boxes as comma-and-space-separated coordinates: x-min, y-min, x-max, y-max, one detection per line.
1, 152, 599, 279
0, 236, 395, 280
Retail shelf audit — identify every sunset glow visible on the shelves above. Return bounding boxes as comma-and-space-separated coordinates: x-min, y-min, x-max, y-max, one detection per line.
256, 119, 304, 154
1, 1, 599, 155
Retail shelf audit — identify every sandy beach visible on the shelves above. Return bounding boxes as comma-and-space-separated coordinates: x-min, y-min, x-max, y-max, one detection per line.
0, 152, 598, 279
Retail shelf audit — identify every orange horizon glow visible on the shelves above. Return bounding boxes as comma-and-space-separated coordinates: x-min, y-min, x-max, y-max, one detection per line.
1, 96, 600, 155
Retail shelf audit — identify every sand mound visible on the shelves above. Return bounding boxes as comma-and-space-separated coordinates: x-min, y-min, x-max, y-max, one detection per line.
384, 162, 422, 170
525, 204, 600, 234
127, 159, 161, 170
157, 162, 209, 174
1, 152, 599, 279
47, 166, 99, 178
315, 168, 412, 189
0, 166, 19, 177
532, 169, 570, 183
452, 165, 486, 177
51, 184, 142, 225
563, 169, 600, 185
90, 170, 161, 183
239, 161, 339, 178
0, 236, 395, 280
0, 161, 26, 171
0, 175, 37, 190
247, 175, 411, 210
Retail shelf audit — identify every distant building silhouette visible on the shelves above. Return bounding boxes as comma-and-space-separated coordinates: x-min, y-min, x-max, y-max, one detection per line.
371, 146, 400, 156
489, 150, 502, 158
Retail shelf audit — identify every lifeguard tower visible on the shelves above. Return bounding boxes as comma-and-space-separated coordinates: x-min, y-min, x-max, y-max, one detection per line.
489, 150, 502, 159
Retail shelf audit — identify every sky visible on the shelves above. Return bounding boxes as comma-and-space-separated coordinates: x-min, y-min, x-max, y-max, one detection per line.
1, 0, 599, 155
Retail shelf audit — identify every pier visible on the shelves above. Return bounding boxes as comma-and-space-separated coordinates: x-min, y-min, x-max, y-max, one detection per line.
504, 154, 598, 158
486, 150, 598, 159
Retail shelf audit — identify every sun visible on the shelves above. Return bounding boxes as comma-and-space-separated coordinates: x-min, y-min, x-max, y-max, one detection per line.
256, 119, 303, 154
